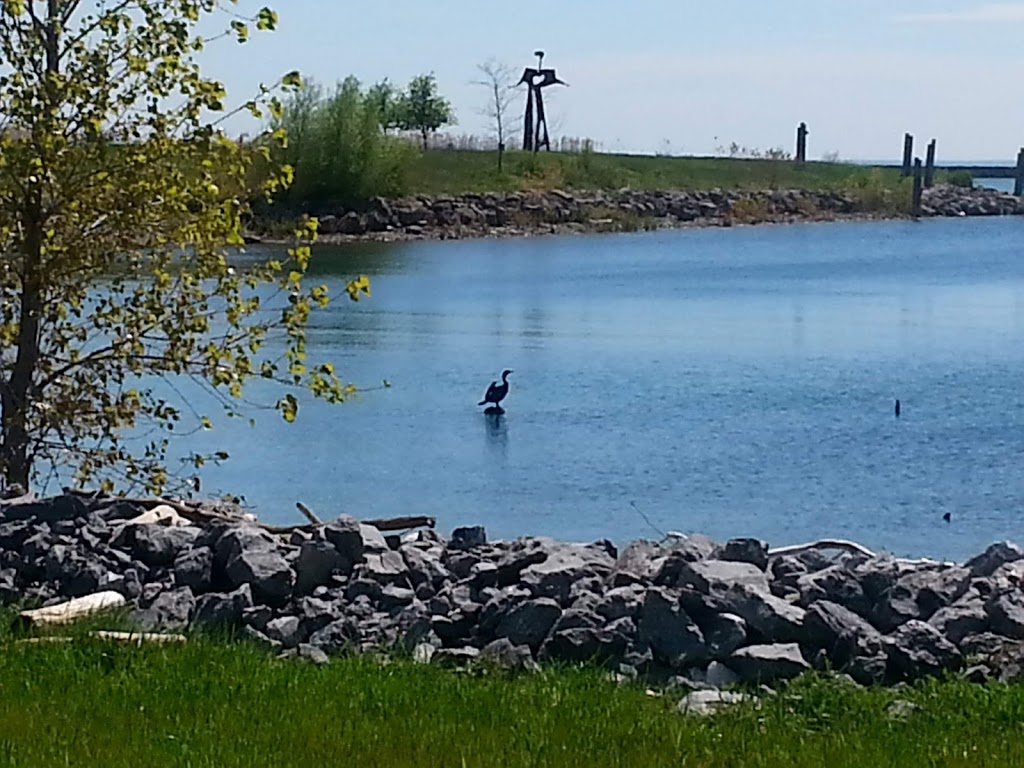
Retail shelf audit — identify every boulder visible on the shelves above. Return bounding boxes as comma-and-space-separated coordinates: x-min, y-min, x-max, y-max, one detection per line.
928, 600, 989, 645
873, 566, 972, 632
308, 618, 359, 655
265, 616, 304, 649
495, 598, 562, 651
719, 584, 805, 643
113, 524, 201, 568
803, 600, 885, 675
885, 620, 962, 681
359, 551, 410, 587
173, 546, 213, 592
133, 586, 195, 631
538, 626, 629, 664
670, 560, 770, 595
697, 612, 748, 659
225, 549, 294, 607
714, 538, 769, 571
636, 587, 707, 668
725, 643, 809, 684
796, 566, 872, 617
193, 584, 253, 628
677, 690, 750, 716
481, 638, 539, 672
322, 516, 364, 565
987, 592, 1024, 639
449, 526, 487, 550
294, 540, 346, 594
964, 542, 1024, 578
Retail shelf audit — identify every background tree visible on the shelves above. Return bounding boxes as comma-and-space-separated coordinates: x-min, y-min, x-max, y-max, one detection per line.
397, 73, 455, 150
0, 1, 366, 493
473, 59, 518, 171
365, 78, 401, 134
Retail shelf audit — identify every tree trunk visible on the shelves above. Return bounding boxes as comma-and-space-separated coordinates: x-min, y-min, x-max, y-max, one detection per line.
421, 129, 428, 151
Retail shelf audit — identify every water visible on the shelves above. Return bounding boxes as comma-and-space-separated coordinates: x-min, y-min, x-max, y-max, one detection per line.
182, 217, 1024, 561
976, 177, 1015, 194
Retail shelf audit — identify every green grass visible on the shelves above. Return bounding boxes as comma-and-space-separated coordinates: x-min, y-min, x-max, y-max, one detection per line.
0, 616, 1020, 767
403, 149, 909, 199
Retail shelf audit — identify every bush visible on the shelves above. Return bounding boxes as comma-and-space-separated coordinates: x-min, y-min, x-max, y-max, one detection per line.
945, 170, 973, 188
272, 77, 417, 210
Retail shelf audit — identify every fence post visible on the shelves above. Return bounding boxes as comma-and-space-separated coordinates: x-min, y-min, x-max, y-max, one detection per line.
902, 133, 914, 177
1015, 149, 1024, 196
795, 122, 808, 164
912, 158, 924, 217
924, 139, 936, 188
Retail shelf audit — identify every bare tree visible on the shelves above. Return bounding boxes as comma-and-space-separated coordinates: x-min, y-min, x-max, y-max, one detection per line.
474, 59, 518, 171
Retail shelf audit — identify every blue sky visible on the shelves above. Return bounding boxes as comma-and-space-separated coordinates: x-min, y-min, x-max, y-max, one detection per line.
202, 1, 1024, 161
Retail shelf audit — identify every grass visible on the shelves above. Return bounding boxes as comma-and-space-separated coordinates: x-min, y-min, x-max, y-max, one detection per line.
402, 148, 909, 199
0, 609, 1020, 767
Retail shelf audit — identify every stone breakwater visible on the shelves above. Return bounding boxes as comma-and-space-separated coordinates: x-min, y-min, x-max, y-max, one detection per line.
269, 184, 1024, 243
7, 493, 1024, 693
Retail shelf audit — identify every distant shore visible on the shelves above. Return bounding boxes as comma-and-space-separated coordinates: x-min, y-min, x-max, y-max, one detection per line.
249, 184, 1022, 246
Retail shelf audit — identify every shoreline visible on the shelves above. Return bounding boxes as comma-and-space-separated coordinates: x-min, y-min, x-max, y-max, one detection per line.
248, 183, 1023, 246
6, 491, 1024, 690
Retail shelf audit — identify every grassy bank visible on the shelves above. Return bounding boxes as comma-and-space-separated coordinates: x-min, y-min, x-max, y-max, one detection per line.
404, 149, 911, 197
0, 626, 1020, 766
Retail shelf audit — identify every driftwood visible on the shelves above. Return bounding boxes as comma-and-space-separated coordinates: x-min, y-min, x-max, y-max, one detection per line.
19, 591, 126, 627
65, 489, 435, 535
17, 631, 187, 646
768, 539, 877, 558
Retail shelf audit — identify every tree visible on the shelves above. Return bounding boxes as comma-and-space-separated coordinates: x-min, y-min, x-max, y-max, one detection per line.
397, 73, 454, 150
473, 59, 518, 171
365, 78, 401, 134
0, 1, 367, 494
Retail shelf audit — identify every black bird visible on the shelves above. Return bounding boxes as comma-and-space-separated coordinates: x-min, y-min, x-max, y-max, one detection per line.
894, 399, 901, 418
479, 369, 512, 409
942, 512, 951, 524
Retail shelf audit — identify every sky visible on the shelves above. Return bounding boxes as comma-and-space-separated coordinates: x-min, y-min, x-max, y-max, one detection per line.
198, 1, 1024, 162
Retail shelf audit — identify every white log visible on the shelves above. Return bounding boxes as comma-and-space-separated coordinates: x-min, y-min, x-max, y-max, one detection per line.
767, 539, 877, 558
17, 631, 186, 646
19, 591, 126, 627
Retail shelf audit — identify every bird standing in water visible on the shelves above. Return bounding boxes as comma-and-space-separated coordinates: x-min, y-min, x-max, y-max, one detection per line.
479, 369, 512, 410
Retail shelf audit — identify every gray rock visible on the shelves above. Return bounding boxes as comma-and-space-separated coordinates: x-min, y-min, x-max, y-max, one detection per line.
720, 584, 806, 643
400, 545, 450, 589
928, 600, 989, 645
885, 620, 962, 681
322, 516, 364, 565
987, 592, 1024, 639
468, 561, 499, 592
379, 585, 416, 610
294, 540, 346, 594
538, 626, 628, 664
596, 585, 646, 621
698, 612, 748, 659
449, 526, 487, 550
265, 616, 303, 649
193, 584, 253, 628
295, 597, 345, 637
704, 660, 742, 689
726, 643, 809, 683
677, 690, 750, 716
359, 524, 390, 553
214, 525, 276, 570
964, 542, 1024, 578
663, 533, 718, 562
433, 647, 482, 666
173, 546, 213, 592
481, 638, 540, 672
613, 540, 663, 582
796, 566, 872, 617
714, 538, 769, 571
873, 566, 972, 632
637, 587, 707, 668
133, 586, 195, 631
520, 543, 614, 604
804, 600, 884, 664
225, 549, 294, 607
672, 560, 770, 595
113, 524, 201, 568
295, 644, 331, 665
359, 551, 410, 586
308, 618, 358, 654
495, 598, 562, 651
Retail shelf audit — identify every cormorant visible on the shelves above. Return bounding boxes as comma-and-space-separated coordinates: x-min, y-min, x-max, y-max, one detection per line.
942, 512, 951, 524
479, 369, 512, 409
895, 399, 901, 418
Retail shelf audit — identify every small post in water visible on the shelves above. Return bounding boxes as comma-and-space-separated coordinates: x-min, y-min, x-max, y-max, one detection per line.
1015, 148, 1024, 196
912, 158, 924, 217
902, 133, 914, 177
795, 122, 808, 164
924, 139, 937, 188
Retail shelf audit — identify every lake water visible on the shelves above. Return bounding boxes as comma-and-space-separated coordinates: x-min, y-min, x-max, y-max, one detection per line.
183, 217, 1024, 561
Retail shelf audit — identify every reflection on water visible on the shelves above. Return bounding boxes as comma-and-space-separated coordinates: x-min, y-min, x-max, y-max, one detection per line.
181, 217, 1024, 560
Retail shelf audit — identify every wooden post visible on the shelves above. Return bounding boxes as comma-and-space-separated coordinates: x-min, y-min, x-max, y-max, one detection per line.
924, 139, 936, 188
795, 122, 808, 164
1015, 148, 1024, 196
902, 133, 914, 177
912, 158, 923, 217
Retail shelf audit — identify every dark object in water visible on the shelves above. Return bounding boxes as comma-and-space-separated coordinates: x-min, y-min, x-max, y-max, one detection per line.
479, 370, 512, 409
942, 512, 951, 524
895, 399, 901, 418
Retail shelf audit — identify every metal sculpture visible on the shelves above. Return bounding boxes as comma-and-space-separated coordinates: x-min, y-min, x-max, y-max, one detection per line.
517, 50, 566, 152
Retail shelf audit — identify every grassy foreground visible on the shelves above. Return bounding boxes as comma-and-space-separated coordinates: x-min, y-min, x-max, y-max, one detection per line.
0, 628, 1020, 767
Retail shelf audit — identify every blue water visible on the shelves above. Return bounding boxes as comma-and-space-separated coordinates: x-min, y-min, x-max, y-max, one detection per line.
178, 217, 1024, 560
977, 177, 1015, 194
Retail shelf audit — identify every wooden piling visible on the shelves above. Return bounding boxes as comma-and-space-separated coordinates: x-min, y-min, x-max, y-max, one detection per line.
795, 122, 808, 164
902, 133, 914, 177
1015, 148, 1024, 196
912, 158, 924, 217
924, 139, 936, 188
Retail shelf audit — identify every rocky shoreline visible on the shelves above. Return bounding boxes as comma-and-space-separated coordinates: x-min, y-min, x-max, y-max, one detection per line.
6, 492, 1024, 703
251, 184, 1024, 244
